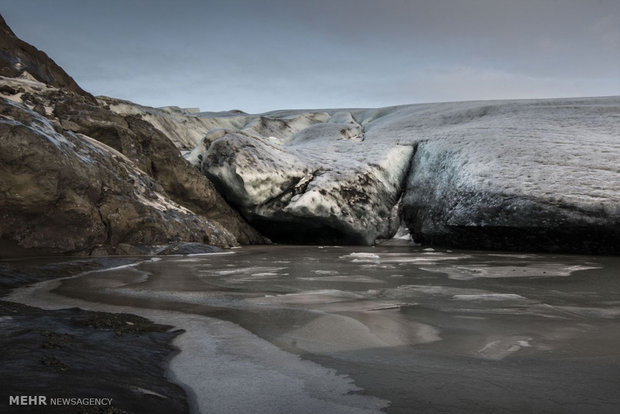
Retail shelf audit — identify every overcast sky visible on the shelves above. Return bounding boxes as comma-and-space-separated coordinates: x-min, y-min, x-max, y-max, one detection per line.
3, 0, 619, 113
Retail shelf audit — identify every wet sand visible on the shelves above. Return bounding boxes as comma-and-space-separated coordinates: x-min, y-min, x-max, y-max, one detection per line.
5, 245, 620, 413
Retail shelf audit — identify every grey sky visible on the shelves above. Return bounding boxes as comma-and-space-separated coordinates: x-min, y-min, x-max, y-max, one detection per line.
3, 0, 619, 113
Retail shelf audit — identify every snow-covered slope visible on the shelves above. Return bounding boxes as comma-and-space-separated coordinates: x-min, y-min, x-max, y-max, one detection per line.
101, 97, 254, 150
178, 97, 619, 252
108, 93, 620, 252
399, 98, 620, 252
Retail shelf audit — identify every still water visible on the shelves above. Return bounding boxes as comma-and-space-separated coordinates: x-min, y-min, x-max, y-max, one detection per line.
9, 245, 620, 413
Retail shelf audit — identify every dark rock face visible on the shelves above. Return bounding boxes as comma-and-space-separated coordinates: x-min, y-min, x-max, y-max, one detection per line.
48, 90, 264, 245
0, 15, 265, 257
0, 15, 95, 101
0, 98, 243, 256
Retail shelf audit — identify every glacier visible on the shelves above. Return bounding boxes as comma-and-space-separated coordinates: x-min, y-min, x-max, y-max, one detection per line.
108, 96, 620, 253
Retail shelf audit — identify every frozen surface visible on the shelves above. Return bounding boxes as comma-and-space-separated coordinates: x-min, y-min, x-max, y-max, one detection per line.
103, 97, 253, 150
199, 128, 413, 244
6, 245, 620, 413
6, 259, 388, 414
107, 95, 620, 250
394, 98, 620, 252
141, 96, 620, 250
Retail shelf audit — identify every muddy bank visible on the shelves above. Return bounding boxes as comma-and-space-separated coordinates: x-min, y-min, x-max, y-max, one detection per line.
0, 258, 189, 414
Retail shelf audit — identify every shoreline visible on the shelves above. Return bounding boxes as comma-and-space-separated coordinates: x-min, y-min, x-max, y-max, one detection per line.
0, 258, 190, 414
2, 256, 389, 414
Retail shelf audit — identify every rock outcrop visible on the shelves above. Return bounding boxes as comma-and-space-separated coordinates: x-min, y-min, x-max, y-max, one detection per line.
52, 92, 263, 245
0, 96, 238, 256
0, 16, 265, 257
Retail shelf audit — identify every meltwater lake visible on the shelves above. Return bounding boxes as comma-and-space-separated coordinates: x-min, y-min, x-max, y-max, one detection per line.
7, 245, 620, 413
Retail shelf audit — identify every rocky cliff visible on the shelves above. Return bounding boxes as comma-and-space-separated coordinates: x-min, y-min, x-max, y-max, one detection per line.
0, 16, 264, 257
